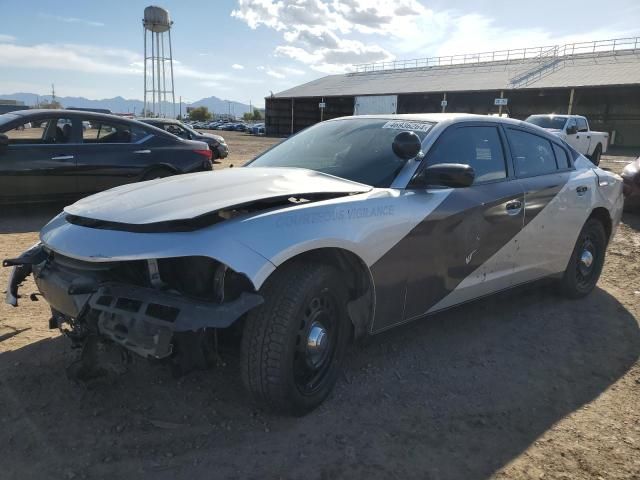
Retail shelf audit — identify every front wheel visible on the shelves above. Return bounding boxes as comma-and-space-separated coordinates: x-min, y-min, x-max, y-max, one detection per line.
560, 219, 607, 298
241, 262, 350, 415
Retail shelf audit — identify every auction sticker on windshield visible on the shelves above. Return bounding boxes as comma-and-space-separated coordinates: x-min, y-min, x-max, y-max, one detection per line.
382, 120, 432, 132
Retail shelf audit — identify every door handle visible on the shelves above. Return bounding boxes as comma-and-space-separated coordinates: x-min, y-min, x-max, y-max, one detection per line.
576, 185, 588, 196
51, 155, 74, 160
134, 149, 151, 154
505, 200, 523, 216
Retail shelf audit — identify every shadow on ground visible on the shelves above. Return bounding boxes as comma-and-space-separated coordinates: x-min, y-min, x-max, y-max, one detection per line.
1, 282, 638, 479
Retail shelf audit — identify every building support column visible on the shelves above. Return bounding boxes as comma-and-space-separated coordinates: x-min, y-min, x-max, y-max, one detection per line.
498, 90, 505, 116
291, 98, 295, 135
568, 88, 575, 115
441, 92, 447, 113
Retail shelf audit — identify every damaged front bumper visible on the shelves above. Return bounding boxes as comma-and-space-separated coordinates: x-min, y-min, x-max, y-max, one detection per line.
4, 244, 263, 359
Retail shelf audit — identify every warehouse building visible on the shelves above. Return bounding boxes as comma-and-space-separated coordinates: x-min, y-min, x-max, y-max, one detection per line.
265, 37, 640, 146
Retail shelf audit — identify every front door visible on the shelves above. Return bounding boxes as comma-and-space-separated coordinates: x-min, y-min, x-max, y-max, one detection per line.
0, 115, 78, 203
369, 123, 525, 332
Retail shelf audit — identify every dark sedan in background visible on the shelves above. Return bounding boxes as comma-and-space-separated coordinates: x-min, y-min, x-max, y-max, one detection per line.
0, 110, 212, 205
140, 118, 228, 161
622, 157, 640, 212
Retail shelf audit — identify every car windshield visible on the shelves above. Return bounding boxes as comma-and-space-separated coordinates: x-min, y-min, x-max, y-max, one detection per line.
247, 118, 433, 187
526, 115, 568, 129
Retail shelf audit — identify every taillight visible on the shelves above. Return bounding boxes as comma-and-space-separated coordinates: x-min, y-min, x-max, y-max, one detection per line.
194, 149, 212, 160
194, 149, 213, 170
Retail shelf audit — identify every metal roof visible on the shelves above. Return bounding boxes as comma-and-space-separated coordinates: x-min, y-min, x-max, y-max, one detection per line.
273, 49, 640, 99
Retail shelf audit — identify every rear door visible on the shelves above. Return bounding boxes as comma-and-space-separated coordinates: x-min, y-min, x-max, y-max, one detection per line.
564, 117, 581, 151
0, 115, 78, 203
575, 117, 591, 154
505, 127, 591, 283
391, 123, 525, 323
75, 118, 154, 195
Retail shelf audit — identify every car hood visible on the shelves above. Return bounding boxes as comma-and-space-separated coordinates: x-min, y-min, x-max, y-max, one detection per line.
64, 167, 371, 225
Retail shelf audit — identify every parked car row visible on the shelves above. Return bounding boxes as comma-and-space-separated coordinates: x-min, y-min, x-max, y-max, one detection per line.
0, 109, 214, 204
190, 120, 264, 132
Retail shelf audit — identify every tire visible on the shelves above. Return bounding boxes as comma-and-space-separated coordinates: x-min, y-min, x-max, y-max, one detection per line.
241, 262, 350, 415
589, 144, 602, 166
560, 218, 607, 298
141, 167, 173, 181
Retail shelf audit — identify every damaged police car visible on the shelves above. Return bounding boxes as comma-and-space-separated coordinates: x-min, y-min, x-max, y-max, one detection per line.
5, 114, 623, 415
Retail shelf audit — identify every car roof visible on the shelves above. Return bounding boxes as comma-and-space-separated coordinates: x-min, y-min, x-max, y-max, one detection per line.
327, 113, 567, 145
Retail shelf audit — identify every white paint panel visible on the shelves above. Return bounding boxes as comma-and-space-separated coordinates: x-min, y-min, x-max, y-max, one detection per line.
354, 95, 397, 115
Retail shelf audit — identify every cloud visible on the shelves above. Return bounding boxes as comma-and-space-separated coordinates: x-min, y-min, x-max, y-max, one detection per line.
0, 34, 16, 42
39, 13, 105, 27
232, 0, 633, 75
232, 63, 244, 70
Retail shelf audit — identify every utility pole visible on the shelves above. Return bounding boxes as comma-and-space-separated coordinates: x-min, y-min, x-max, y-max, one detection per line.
51, 83, 56, 106
179, 95, 182, 119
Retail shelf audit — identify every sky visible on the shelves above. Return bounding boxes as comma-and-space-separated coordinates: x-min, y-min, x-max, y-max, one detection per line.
0, 0, 638, 107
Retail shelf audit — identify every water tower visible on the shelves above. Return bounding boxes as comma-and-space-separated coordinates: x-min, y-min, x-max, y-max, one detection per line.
143, 6, 176, 117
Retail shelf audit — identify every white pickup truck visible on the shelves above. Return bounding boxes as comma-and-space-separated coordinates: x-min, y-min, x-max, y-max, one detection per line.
525, 114, 608, 165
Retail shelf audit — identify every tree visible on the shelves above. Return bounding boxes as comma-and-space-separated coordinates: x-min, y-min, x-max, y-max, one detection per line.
252, 108, 263, 120
242, 112, 253, 122
189, 106, 212, 122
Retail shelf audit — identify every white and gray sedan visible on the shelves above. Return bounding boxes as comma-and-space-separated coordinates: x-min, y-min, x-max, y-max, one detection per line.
4, 114, 624, 415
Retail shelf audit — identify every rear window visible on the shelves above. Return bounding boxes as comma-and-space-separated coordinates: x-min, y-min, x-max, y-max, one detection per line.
507, 129, 558, 177
553, 143, 571, 169
525, 116, 568, 130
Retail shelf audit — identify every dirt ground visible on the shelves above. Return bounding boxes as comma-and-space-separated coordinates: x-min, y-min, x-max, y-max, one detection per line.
0, 134, 639, 480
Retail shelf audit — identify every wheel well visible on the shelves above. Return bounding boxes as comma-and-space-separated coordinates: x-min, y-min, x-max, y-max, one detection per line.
141, 164, 176, 179
588, 207, 612, 242
277, 248, 375, 340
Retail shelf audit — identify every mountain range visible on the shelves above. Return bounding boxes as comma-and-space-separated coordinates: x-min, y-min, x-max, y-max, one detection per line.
0, 93, 259, 117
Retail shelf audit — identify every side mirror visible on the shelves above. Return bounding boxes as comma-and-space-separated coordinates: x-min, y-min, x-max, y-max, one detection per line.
566, 125, 577, 135
0, 133, 8, 152
392, 131, 422, 160
414, 163, 475, 188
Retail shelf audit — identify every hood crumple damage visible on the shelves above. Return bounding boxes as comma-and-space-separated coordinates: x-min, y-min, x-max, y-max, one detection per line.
64, 167, 371, 226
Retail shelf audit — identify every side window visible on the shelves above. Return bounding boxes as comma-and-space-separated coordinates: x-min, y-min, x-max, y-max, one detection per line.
508, 129, 558, 177
427, 126, 507, 183
4, 117, 74, 144
164, 124, 186, 137
576, 117, 589, 132
82, 121, 148, 144
566, 118, 577, 132
552, 143, 571, 169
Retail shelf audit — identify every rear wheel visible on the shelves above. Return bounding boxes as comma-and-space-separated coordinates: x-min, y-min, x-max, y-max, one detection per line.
241, 262, 350, 415
589, 144, 602, 166
560, 218, 607, 298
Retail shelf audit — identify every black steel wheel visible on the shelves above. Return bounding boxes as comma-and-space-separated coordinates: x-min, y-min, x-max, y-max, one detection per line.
241, 262, 350, 415
561, 218, 607, 298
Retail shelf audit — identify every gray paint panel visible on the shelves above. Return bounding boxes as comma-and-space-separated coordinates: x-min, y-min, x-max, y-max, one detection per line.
370, 180, 524, 332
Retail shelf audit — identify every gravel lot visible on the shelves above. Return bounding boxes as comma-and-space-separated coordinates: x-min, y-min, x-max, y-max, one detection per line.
1, 132, 639, 479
